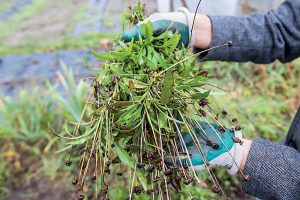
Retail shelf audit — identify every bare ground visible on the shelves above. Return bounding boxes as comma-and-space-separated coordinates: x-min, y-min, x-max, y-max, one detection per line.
4, 0, 85, 47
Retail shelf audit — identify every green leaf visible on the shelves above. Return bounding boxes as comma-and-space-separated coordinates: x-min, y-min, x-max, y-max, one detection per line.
143, 56, 156, 69
114, 144, 148, 190
153, 51, 167, 68
161, 70, 174, 104
158, 111, 168, 129
91, 50, 129, 61
119, 82, 132, 95
191, 91, 210, 100
141, 22, 153, 43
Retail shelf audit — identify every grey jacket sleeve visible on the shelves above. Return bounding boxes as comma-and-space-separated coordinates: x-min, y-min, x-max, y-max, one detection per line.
196, 0, 300, 64
242, 139, 300, 200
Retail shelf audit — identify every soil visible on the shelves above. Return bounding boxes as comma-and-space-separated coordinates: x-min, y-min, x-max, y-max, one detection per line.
4, 0, 86, 47
5, 177, 74, 200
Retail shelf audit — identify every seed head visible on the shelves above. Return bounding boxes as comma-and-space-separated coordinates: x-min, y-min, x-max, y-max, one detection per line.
211, 143, 220, 150
91, 175, 97, 181
183, 177, 193, 185
232, 118, 238, 123
227, 41, 233, 47
137, 162, 145, 169
78, 194, 85, 200
72, 178, 78, 185
244, 174, 251, 182
222, 110, 228, 116
232, 137, 242, 144
212, 186, 221, 193
133, 186, 142, 195
199, 99, 208, 106
163, 169, 173, 176
199, 109, 206, 117
65, 160, 72, 166
218, 125, 226, 133
147, 165, 155, 173
116, 172, 123, 176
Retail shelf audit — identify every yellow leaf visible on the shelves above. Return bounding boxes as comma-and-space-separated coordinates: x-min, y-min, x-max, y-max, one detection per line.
3, 150, 18, 158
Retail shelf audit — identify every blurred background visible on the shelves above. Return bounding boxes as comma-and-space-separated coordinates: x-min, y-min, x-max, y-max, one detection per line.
0, 0, 299, 199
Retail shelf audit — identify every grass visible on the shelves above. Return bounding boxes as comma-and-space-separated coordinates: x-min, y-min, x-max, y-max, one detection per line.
0, 31, 116, 55
203, 60, 300, 142
0, 66, 90, 199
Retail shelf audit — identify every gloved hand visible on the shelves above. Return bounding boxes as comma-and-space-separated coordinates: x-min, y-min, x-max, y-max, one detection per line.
120, 8, 195, 47
167, 121, 243, 175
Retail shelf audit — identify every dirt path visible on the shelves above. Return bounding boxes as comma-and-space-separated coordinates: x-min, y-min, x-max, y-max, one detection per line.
0, 49, 100, 96
4, 0, 86, 47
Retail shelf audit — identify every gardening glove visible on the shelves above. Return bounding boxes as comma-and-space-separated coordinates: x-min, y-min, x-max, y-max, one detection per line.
167, 121, 243, 175
120, 7, 195, 47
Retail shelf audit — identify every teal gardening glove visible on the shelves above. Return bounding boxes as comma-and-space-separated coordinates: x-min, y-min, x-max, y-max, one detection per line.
169, 121, 243, 175
121, 8, 195, 47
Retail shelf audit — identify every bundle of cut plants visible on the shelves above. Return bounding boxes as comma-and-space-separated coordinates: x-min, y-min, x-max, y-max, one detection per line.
52, 1, 244, 200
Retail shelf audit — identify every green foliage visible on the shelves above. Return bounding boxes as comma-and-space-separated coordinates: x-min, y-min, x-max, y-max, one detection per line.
0, 66, 89, 198
0, 32, 116, 55
58, 4, 236, 199
203, 60, 300, 141
122, 0, 146, 24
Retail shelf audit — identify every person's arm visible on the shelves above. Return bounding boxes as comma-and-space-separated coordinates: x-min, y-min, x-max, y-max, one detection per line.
194, 0, 300, 64
240, 138, 300, 200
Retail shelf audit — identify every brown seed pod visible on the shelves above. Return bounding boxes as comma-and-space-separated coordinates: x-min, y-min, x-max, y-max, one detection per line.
199, 109, 206, 117
152, 177, 160, 183
206, 140, 213, 146
170, 178, 181, 193
215, 113, 219, 120
222, 110, 228, 116
78, 194, 85, 200
163, 169, 173, 176
212, 186, 221, 193
227, 41, 233, 47
199, 71, 209, 76
163, 189, 170, 195
76, 184, 83, 192
91, 175, 97, 181
147, 165, 155, 173
218, 125, 226, 133
211, 143, 220, 150
101, 184, 108, 194
72, 178, 78, 185
133, 186, 142, 195
244, 174, 251, 182
183, 177, 193, 185
137, 163, 145, 169
149, 188, 156, 193
116, 172, 123, 176
65, 160, 72, 166
199, 99, 208, 106
165, 179, 171, 184
143, 152, 154, 160
171, 166, 179, 172
232, 137, 241, 144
